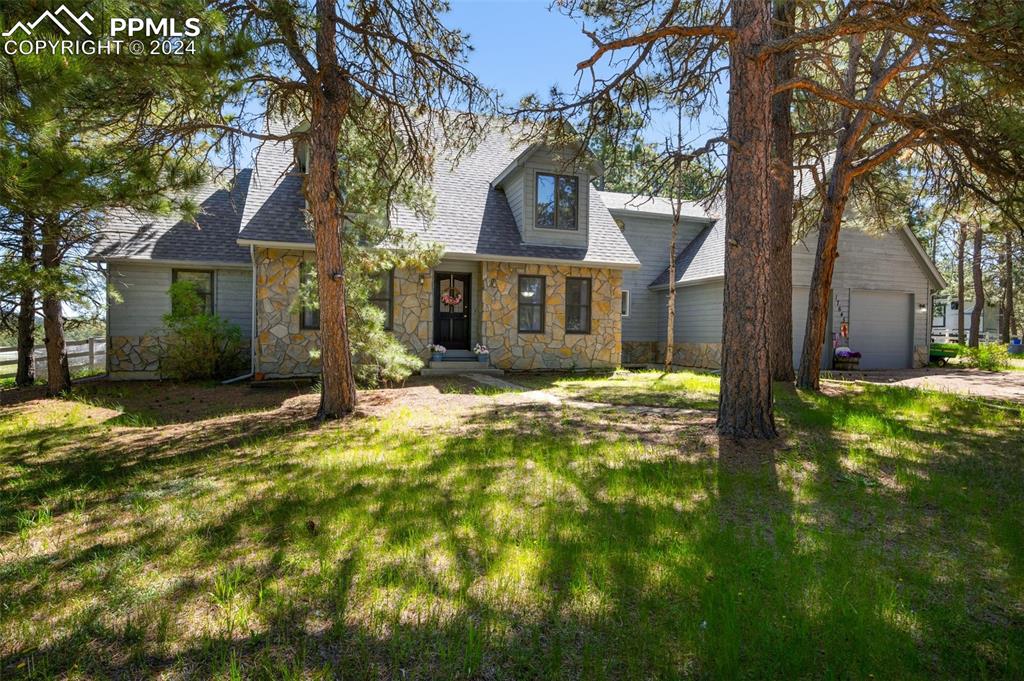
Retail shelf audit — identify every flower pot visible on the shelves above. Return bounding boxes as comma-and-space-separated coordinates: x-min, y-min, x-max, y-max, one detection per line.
431, 352, 444, 362
834, 358, 860, 371
477, 354, 489, 364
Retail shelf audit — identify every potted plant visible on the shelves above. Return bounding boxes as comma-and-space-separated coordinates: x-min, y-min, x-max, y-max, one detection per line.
833, 347, 861, 371
429, 344, 446, 362
473, 343, 490, 364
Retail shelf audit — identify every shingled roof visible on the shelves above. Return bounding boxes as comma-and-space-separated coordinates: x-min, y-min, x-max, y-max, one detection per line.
94, 119, 640, 269
91, 169, 252, 265
648, 218, 726, 288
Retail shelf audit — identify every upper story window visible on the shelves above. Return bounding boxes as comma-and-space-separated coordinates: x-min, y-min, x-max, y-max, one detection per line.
171, 269, 214, 315
536, 173, 578, 230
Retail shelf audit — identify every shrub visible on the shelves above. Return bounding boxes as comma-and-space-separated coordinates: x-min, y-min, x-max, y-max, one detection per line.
962, 343, 1010, 372
160, 281, 246, 381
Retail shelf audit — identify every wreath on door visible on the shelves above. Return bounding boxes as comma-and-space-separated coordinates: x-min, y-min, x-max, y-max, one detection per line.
441, 287, 463, 307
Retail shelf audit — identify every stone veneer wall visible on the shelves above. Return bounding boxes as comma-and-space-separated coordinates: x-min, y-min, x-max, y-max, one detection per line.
480, 262, 621, 371
254, 248, 320, 377
913, 344, 929, 369
658, 341, 723, 370
109, 335, 167, 373
622, 340, 659, 365
391, 267, 433, 359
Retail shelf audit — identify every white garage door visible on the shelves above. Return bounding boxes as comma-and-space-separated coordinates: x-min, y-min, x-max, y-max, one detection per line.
792, 286, 832, 371
850, 290, 913, 369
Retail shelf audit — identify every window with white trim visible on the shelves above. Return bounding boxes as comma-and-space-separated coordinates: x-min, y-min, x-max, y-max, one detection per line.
621, 290, 630, 317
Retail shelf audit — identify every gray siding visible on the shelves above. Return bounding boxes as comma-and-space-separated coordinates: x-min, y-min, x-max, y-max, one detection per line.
216, 268, 254, 333
505, 167, 524, 233
619, 213, 706, 341
675, 281, 724, 344
793, 228, 931, 349
108, 262, 253, 337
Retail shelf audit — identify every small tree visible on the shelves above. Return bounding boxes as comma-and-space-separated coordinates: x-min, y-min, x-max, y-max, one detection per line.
160, 281, 245, 381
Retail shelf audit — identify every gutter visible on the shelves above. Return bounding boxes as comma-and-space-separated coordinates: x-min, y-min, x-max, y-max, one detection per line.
250, 244, 257, 374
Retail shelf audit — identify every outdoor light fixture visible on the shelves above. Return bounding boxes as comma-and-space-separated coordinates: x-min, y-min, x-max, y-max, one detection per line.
917, 303, 928, 313
489, 278, 498, 289
418, 274, 426, 285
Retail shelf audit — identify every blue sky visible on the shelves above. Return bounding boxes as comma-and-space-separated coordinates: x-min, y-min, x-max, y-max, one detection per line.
445, 0, 727, 148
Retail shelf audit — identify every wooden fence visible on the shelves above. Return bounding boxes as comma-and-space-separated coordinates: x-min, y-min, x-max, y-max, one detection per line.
0, 337, 106, 376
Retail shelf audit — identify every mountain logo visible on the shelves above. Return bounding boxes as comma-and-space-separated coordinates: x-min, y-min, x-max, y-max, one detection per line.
3, 5, 95, 37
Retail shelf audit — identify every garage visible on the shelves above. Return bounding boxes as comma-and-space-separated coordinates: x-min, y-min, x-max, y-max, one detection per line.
849, 289, 914, 369
791, 286, 831, 370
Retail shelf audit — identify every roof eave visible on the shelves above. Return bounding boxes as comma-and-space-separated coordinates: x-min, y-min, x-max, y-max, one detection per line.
649, 273, 724, 290
901, 225, 947, 290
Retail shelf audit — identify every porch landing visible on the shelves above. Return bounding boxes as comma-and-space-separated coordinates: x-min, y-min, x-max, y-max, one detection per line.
420, 358, 504, 376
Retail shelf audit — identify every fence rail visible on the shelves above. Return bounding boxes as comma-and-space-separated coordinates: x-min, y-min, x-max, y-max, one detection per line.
0, 337, 106, 376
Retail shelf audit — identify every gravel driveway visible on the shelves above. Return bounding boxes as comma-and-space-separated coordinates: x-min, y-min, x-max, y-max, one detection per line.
827, 368, 1024, 403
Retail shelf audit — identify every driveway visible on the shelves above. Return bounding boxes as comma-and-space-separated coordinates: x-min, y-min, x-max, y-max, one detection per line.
827, 368, 1024, 403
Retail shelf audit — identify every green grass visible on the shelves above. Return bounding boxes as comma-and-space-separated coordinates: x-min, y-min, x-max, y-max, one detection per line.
1, 373, 1023, 679
513, 368, 721, 409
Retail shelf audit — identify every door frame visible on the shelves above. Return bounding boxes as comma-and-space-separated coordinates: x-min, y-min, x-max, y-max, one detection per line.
432, 271, 472, 349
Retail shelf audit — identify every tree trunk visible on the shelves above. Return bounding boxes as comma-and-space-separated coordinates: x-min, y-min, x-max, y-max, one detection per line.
956, 223, 966, 344
307, 0, 357, 419
1003, 231, 1014, 341
969, 224, 984, 348
40, 216, 71, 396
16, 216, 37, 387
717, 0, 776, 438
664, 211, 678, 371
768, 0, 796, 383
795, 163, 854, 390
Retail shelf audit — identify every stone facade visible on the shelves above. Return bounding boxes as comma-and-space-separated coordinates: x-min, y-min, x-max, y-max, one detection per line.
658, 341, 722, 370
251, 253, 625, 376
913, 344, 929, 369
622, 340, 659, 365
254, 248, 320, 377
109, 335, 166, 373
479, 262, 621, 371
391, 266, 434, 359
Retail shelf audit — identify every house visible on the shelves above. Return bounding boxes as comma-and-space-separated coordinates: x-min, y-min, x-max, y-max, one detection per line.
930, 295, 1000, 343
91, 121, 945, 378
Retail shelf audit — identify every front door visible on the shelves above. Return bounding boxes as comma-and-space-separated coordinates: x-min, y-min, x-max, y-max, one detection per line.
434, 272, 471, 350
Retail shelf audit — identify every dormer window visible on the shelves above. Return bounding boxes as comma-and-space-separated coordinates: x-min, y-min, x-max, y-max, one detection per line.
294, 142, 309, 173
536, 173, 578, 230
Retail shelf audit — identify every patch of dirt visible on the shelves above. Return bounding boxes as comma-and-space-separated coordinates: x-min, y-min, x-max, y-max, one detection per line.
825, 367, 1024, 403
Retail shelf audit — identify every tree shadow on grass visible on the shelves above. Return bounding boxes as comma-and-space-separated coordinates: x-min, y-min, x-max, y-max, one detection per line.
2, 389, 1022, 678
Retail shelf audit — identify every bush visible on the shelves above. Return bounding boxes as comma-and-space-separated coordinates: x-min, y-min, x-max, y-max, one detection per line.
962, 343, 1010, 372
160, 281, 246, 381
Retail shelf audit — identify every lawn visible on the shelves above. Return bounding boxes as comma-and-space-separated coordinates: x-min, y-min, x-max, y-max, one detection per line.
1, 372, 1023, 679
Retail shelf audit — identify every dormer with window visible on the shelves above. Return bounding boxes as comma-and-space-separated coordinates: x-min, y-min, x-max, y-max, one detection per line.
492, 145, 596, 249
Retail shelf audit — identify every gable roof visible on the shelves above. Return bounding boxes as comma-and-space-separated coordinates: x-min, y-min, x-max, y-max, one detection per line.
649, 218, 946, 290
388, 122, 638, 267
598, 191, 712, 221
91, 169, 252, 266
96, 119, 640, 269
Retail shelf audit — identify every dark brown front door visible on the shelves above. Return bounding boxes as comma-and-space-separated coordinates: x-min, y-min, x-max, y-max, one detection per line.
434, 272, 471, 350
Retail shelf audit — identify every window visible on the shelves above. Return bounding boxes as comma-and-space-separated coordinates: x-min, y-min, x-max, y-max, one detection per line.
370, 269, 394, 330
171, 269, 214, 315
932, 301, 946, 327
518, 275, 546, 333
300, 262, 319, 330
566, 278, 592, 334
535, 173, 578, 230
621, 290, 630, 317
